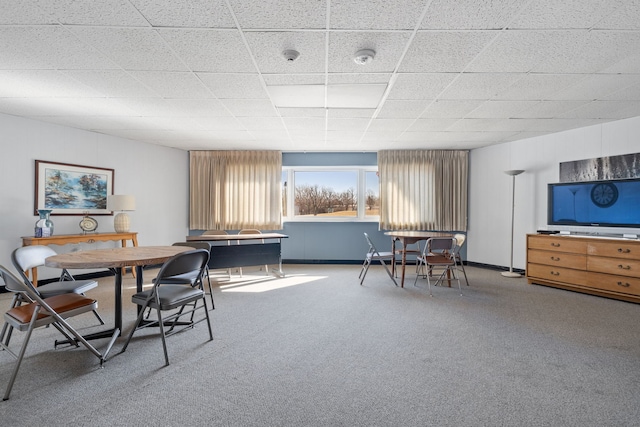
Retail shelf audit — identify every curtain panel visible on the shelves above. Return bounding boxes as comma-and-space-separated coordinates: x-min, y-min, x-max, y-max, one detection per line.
189, 151, 282, 230
378, 150, 468, 231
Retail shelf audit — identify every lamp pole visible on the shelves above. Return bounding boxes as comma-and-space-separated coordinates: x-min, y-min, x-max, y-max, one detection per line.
502, 170, 524, 278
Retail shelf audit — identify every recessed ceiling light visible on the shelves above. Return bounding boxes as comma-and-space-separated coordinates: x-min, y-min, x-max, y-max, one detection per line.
353, 49, 375, 65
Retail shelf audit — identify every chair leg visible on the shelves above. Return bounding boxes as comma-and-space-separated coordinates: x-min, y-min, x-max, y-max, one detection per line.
3, 306, 40, 400
378, 259, 398, 286
155, 307, 170, 366
359, 259, 371, 285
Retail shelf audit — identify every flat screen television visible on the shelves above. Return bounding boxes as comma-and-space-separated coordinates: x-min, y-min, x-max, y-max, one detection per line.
547, 178, 640, 228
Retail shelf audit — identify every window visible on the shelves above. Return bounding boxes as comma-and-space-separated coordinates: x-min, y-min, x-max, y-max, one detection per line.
282, 167, 378, 222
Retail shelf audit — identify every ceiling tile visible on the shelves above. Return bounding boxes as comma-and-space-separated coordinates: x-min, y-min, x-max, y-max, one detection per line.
515, 101, 591, 119
282, 117, 326, 131
0, 1, 57, 24
35, 0, 149, 26
331, 0, 427, 30
221, 99, 279, 116
388, 73, 457, 99
0, 26, 118, 70
237, 116, 286, 131
63, 70, 160, 98
69, 27, 188, 71
406, 118, 458, 132
368, 118, 414, 132
267, 85, 325, 108
263, 74, 325, 86
328, 73, 391, 85
278, 107, 326, 117
510, 0, 627, 29
327, 108, 375, 118
467, 100, 540, 118
419, 100, 484, 118
128, 71, 213, 99
327, 118, 371, 131
438, 73, 523, 99
165, 99, 232, 117
159, 29, 256, 73
327, 84, 387, 108
0, 70, 103, 97
129, 0, 236, 28
493, 74, 585, 100
421, 0, 527, 30
191, 116, 245, 131
549, 74, 640, 101
198, 73, 268, 99
399, 31, 496, 73
229, 0, 326, 29
376, 100, 431, 118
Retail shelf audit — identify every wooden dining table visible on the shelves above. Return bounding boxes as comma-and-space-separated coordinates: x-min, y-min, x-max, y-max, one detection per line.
45, 245, 190, 341
384, 231, 453, 288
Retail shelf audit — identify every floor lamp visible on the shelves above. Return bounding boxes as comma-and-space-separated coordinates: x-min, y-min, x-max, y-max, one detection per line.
502, 170, 525, 278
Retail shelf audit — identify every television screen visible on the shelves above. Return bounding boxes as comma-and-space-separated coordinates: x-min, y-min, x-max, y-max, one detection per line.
547, 178, 640, 228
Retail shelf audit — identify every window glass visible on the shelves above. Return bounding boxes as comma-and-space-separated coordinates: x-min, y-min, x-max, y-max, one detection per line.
365, 171, 379, 217
293, 171, 358, 217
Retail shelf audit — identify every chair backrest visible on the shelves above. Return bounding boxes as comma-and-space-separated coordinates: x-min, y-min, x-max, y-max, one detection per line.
454, 233, 466, 248
12, 246, 58, 272
154, 249, 210, 287
426, 237, 457, 259
0, 265, 38, 300
202, 230, 228, 236
172, 241, 212, 251
238, 229, 261, 235
363, 232, 380, 254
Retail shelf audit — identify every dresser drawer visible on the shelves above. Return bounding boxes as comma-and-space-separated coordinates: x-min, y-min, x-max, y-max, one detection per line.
587, 240, 640, 261
527, 263, 587, 286
587, 272, 640, 297
587, 256, 640, 278
527, 235, 587, 254
528, 249, 586, 270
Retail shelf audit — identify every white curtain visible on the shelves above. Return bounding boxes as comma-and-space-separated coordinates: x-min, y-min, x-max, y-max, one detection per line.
378, 150, 468, 231
189, 151, 282, 230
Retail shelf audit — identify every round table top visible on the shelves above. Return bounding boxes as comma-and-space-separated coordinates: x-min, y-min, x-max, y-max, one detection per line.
45, 246, 191, 269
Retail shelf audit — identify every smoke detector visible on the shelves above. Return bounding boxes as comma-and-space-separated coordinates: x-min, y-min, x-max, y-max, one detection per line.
353, 49, 375, 65
282, 49, 300, 62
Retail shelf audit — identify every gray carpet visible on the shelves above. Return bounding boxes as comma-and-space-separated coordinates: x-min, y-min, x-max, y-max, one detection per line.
1, 263, 639, 426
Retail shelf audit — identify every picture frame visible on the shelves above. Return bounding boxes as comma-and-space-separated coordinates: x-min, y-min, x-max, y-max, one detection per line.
34, 160, 114, 215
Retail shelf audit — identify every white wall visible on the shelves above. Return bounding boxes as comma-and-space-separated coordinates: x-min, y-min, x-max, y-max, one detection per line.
468, 116, 640, 270
0, 113, 189, 280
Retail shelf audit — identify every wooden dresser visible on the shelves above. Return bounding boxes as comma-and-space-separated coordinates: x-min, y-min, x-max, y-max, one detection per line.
526, 233, 640, 303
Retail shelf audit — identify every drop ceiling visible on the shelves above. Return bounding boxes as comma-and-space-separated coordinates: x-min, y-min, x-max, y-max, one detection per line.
1, 0, 640, 152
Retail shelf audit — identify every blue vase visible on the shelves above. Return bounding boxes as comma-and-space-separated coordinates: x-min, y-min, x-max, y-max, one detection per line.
35, 209, 54, 237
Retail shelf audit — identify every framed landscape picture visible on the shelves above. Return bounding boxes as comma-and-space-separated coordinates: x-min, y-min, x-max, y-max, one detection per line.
34, 160, 114, 215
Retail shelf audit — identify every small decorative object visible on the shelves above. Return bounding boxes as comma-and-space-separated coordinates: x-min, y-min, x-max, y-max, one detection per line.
107, 194, 136, 233
79, 211, 99, 234
34, 209, 54, 237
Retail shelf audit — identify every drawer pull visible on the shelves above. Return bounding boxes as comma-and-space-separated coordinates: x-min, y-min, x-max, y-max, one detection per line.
550, 271, 560, 276
550, 243, 560, 247
618, 264, 631, 270
617, 281, 631, 288
87, 239, 95, 244
617, 248, 631, 254
550, 256, 560, 261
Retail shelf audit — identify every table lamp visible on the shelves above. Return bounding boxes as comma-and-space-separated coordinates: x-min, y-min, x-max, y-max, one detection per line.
107, 195, 136, 233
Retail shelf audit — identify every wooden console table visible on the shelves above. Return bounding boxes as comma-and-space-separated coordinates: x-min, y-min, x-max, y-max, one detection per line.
526, 233, 640, 304
21, 232, 138, 284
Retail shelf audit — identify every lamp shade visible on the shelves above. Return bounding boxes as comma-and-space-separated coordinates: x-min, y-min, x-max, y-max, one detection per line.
107, 195, 135, 212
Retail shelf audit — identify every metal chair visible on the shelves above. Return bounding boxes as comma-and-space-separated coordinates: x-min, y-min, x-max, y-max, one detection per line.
414, 237, 461, 296
0, 265, 116, 400
11, 246, 104, 329
359, 233, 398, 286
454, 233, 470, 286
119, 249, 214, 366
171, 242, 215, 309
